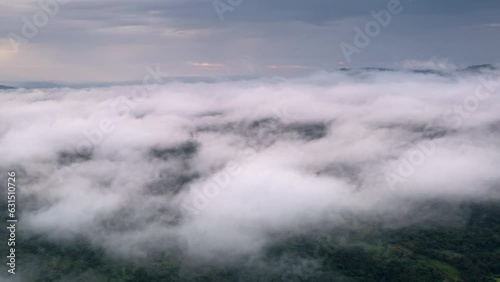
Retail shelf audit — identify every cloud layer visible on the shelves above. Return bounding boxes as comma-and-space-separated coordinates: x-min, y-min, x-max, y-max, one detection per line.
1, 68, 500, 260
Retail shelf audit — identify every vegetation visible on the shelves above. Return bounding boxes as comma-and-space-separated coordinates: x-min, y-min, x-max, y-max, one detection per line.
0, 85, 15, 90
1, 202, 498, 281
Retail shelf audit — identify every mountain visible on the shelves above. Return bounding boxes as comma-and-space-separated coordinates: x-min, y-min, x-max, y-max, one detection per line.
462, 64, 497, 73
0, 85, 15, 90
19, 81, 62, 89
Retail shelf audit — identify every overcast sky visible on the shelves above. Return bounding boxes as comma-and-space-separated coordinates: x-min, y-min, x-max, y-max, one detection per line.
1, 0, 499, 83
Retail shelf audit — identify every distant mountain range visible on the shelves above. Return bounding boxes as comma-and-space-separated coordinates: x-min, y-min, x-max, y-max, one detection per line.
1, 64, 497, 91
4, 78, 215, 90
18, 81, 62, 89
337, 64, 497, 75
462, 64, 497, 72
0, 85, 15, 90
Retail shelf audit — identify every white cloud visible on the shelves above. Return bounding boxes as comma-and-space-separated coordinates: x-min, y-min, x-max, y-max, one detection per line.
1, 69, 500, 260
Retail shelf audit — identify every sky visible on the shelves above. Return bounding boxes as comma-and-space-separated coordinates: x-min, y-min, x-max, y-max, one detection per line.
0, 0, 499, 83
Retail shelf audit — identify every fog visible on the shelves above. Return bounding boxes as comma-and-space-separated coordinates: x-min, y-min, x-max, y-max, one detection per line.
1, 67, 499, 260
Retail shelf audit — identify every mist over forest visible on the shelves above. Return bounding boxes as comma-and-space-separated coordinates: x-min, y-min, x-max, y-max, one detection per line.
1, 66, 499, 281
